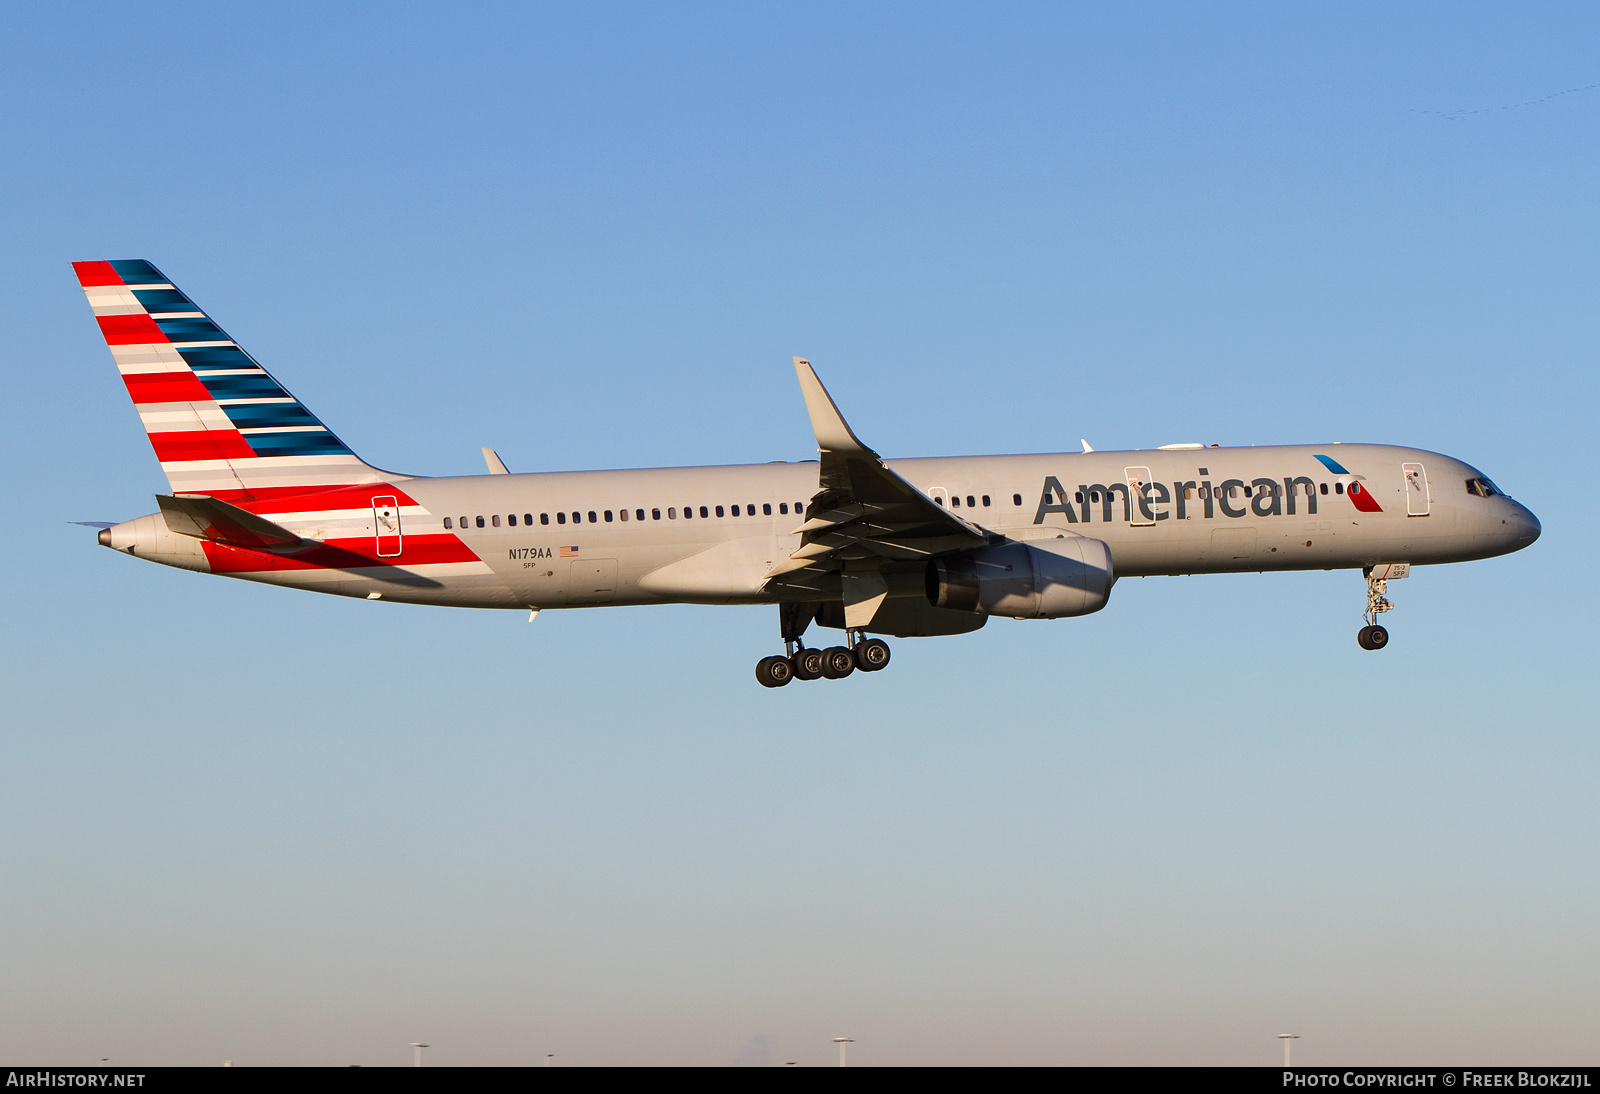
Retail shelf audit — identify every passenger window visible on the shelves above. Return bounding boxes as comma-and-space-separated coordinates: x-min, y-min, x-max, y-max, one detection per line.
540, 513, 549, 525
1183, 488, 1193, 500
492, 515, 501, 527
700, 506, 709, 518
779, 503, 788, 514
557, 512, 566, 524
1335, 483, 1344, 494
667, 507, 676, 519
508, 514, 517, 526
982, 496, 990, 507
651, 508, 660, 520
1091, 491, 1100, 502
1243, 487, 1252, 498
1012, 494, 1022, 506
716, 505, 725, 517
636, 509, 645, 521
763, 503, 772, 515
588, 511, 597, 523
476, 516, 486, 528
935, 497, 945, 506
967, 495, 976, 508
796, 501, 804, 513
730, 505, 739, 516
604, 510, 613, 522
525, 513, 534, 524
951, 496, 960, 507
1075, 492, 1083, 503
443, 517, 453, 529
1320, 483, 1328, 495
684, 506, 692, 519
460, 516, 469, 528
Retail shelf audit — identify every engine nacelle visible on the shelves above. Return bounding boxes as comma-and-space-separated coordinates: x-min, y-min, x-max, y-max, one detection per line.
926, 536, 1114, 619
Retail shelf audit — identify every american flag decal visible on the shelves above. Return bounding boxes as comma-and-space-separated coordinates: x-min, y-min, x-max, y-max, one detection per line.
559, 546, 579, 557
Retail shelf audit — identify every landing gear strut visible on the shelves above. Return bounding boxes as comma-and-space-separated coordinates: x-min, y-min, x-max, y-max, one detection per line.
753, 606, 894, 687
1358, 569, 1392, 651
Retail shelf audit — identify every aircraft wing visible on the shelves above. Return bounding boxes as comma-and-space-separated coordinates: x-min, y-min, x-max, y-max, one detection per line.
764, 360, 987, 616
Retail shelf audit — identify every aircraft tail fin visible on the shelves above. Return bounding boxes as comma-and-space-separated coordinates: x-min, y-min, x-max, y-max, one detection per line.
73, 260, 397, 500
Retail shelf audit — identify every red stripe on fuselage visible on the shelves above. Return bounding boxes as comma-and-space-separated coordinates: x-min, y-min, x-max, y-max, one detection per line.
239, 484, 421, 513
123, 371, 214, 404
158, 483, 413, 505
202, 533, 482, 574
73, 261, 123, 287
96, 313, 168, 345
1348, 482, 1384, 513
148, 429, 257, 462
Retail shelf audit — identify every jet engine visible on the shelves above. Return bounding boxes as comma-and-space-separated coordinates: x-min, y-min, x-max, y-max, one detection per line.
926, 536, 1114, 619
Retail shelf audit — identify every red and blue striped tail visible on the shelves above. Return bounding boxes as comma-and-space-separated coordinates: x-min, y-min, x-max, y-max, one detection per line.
74, 260, 397, 500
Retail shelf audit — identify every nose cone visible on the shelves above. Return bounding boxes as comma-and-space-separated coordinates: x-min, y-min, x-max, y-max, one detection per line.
1511, 501, 1541, 546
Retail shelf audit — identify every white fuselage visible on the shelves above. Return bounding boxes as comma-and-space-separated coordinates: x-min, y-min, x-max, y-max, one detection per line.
103, 442, 1541, 616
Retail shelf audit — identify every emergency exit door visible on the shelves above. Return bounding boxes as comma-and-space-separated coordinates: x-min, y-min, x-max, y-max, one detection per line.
372, 496, 402, 557
1125, 466, 1155, 526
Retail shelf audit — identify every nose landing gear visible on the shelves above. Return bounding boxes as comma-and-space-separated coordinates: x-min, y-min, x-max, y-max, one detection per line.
1358, 569, 1394, 651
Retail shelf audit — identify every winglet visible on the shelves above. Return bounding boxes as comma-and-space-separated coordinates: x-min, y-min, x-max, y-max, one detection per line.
793, 358, 874, 456
482, 447, 510, 474
1081, 439, 1094, 453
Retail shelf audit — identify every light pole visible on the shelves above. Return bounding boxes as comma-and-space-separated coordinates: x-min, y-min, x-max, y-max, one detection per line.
832, 1037, 854, 1067
411, 1042, 429, 1067
1278, 1034, 1299, 1066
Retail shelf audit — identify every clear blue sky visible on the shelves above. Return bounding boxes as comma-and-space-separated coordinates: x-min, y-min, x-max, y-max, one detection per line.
2, 2, 1596, 1066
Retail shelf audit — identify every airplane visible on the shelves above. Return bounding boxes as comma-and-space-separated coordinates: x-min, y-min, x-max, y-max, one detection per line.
75, 260, 1541, 687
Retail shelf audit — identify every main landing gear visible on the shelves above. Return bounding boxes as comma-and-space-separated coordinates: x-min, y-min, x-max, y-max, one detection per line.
754, 636, 892, 688
1357, 569, 1393, 651
755, 604, 891, 688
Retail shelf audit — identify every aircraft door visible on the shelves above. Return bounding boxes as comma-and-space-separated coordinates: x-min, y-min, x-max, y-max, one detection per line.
1402, 462, 1430, 516
1125, 466, 1155, 526
372, 496, 401, 557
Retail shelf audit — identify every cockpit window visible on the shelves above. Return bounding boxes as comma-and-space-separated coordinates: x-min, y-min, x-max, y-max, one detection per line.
1465, 477, 1503, 498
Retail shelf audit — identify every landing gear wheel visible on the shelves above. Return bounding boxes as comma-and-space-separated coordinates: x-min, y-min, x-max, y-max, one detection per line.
755, 655, 795, 688
820, 646, 856, 679
1357, 625, 1374, 650
855, 638, 891, 672
792, 647, 824, 680
1365, 624, 1388, 650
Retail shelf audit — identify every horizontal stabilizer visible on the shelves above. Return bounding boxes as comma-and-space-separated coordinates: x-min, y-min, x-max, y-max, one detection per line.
156, 494, 303, 551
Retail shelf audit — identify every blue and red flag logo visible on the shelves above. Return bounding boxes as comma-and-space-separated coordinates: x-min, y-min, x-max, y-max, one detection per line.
1314, 454, 1383, 512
